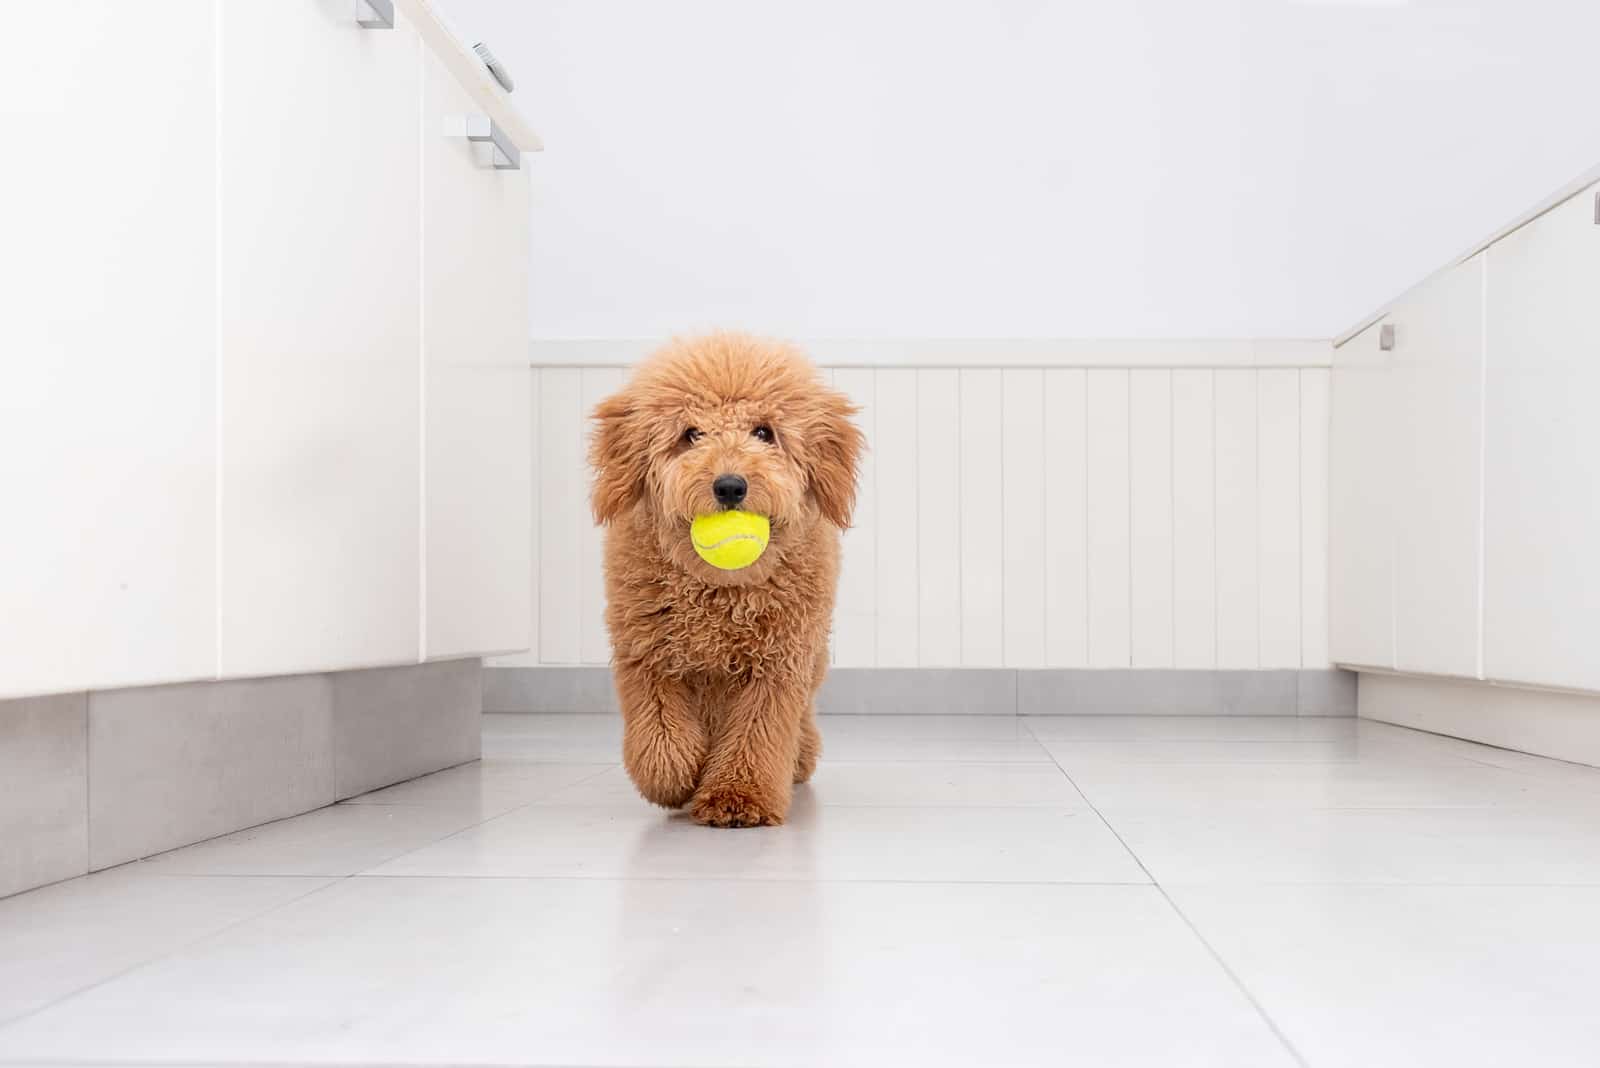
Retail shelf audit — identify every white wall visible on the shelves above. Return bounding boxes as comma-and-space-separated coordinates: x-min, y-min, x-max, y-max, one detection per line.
442, 0, 1600, 340
495, 355, 1329, 671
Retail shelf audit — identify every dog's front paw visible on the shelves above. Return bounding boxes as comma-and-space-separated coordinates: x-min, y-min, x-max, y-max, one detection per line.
690, 783, 785, 828
623, 726, 706, 809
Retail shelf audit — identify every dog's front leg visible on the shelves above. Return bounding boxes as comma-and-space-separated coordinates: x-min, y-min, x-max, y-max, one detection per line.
614, 660, 707, 809
690, 672, 805, 828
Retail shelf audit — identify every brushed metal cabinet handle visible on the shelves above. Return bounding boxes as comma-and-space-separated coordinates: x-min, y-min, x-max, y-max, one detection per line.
473, 42, 515, 93
1379, 324, 1396, 352
466, 115, 520, 170
1594, 190, 1599, 225
356, 0, 394, 29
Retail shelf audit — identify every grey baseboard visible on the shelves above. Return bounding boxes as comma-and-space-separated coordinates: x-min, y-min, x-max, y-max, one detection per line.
484, 666, 1356, 718
0, 659, 481, 900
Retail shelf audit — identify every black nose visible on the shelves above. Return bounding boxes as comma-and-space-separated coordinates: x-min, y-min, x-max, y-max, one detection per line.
712, 474, 748, 507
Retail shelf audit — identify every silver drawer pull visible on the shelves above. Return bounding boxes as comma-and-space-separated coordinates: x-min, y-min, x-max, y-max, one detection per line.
473, 42, 515, 93
356, 0, 394, 29
466, 116, 520, 170
1379, 324, 1396, 352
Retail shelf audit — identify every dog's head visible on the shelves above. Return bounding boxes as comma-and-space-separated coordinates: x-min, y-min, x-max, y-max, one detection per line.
589, 333, 862, 577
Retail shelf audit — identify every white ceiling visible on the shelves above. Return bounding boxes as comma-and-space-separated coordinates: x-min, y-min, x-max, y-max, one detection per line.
440, 0, 1600, 341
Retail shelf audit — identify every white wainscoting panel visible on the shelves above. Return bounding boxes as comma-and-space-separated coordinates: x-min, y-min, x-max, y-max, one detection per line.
958, 370, 1006, 666
1130, 370, 1174, 668
1171, 370, 1218, 668
872, 370, 920, 668
916, 371, 962, 666
1299, 369, 1331, 669
536, 369, 582, 665
1257, 368, 1303, 669
1213, 370, 1261, 669
497, 364, 1330, 670
1002, 370, 1048, 668
1042, 370, 1089, 668
832, 369, 877, 666
1086, 370, 1133, 668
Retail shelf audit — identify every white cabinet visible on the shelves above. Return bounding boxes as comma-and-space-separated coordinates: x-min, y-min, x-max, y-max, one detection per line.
2, 2, 538, 699
1329, 320, 1394, 669
217, 2, 424, 676
1483, 184, 1600, 692
1330, 177, 1600, 696
1389, 255, 1484, 679
421, 48, 533, 660
0, 3, 219, 697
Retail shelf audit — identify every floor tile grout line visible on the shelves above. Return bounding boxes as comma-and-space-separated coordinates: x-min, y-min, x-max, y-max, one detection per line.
0, 875, 343, 1037
1031, 721, 1312, 1068
345, 762, 624, 877
0, 1060, 646, 1068
347, 874, 1163, 886
1141, 883, 1310, 1068
78, 871, 1600, 889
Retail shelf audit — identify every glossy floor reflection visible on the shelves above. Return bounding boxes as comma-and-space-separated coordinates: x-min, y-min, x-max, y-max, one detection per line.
4, 712, 1600, 1066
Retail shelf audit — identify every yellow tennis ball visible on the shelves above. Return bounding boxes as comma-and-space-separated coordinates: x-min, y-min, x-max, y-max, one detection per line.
690, 510, 770, 570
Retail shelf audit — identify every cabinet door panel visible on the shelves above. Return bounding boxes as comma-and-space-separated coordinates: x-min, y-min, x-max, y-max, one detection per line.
421, 49, 533, 660
0, 3, 217, 697
1391, 256, 1484, 679
1329, 321, 1394, 668
218, 1, 423, 676
1483, 184, 1600, 692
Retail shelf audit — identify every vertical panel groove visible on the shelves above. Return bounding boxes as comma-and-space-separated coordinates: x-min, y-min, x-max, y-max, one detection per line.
1298, 368, 1329, 668
1476, 252, 1489, 680
1086, 370, 1131, 667
1214, 370, 1260, 668
1042, 370, 1087, 667
1173, 370, 1217, 668
213, 0, 225, 679
1257, 369, 1301, 668
1002, 370, 1046, 666
998, 377, 1006, 669
873, 370, 919, 666
959, 370, 1004, 665
527, 367, 544, 666
913, 371, 922, 661
1130, 370, 1174, 667
416, 35, 427, 662
957, 371, 965, 665
916, 370, 961, 665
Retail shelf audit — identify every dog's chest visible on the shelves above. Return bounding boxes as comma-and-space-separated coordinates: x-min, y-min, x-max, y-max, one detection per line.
652, 573, 812, 673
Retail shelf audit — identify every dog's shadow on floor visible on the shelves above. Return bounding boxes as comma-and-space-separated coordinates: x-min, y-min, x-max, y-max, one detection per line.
612, 787, 827, 1005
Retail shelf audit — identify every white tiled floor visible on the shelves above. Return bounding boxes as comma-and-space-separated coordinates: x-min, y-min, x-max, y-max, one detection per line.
5, 713, 1600, 1066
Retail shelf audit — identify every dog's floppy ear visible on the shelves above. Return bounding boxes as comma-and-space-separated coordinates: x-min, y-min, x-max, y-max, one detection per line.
589, 389, 648, 525
804, 387, 865, 529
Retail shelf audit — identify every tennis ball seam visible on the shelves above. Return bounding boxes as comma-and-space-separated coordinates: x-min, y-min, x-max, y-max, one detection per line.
692, 533, 762, 551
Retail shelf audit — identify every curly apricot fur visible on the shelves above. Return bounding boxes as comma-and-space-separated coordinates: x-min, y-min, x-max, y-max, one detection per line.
590, 334, 861, 827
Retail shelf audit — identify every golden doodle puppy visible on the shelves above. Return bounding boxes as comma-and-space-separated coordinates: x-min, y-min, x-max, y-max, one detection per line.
589, 333, 863, 827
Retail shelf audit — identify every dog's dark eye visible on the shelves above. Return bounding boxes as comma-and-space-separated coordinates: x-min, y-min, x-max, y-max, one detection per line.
682, 427, 702, 445
752, 425, 774, 444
